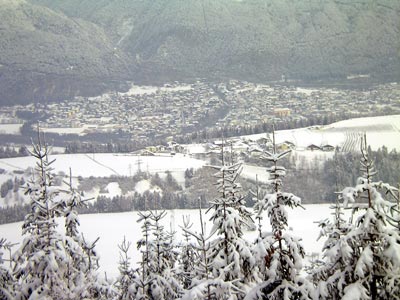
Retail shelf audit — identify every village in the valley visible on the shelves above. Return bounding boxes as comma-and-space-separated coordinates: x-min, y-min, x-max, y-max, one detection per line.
0, 80, 399, 146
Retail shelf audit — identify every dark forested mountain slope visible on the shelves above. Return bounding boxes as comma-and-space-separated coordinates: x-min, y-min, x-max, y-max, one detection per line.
0, 0, 134, 105
2, 0, 400, 104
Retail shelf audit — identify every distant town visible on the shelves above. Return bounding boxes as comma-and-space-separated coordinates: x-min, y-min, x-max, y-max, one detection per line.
0, 80, 399, 145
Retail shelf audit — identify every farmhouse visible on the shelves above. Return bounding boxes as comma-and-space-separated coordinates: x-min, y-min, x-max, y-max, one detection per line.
321, 144, 335, 152
307, 144, 322, 151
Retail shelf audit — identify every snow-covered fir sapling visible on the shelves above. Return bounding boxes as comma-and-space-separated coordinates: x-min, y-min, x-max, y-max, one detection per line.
63, 168, 108, 299
12, 132, 75, 299
178, 215, 196, 289
246, 129, 314, 300
206, 158, 257, 299
311, 198, 354, 299
115, 236, 139, 300
0, 238, 14, 300
150, 210, 182, 299
136, 210, 152, 300
251, 174, 267, 239
397, 182, 400, 230
331, 134, 400, 300
11, 131, 108, 300
81, 234, 115, 299
181, 201, 214, 300
250, 172, 272, 282
136, 209, 182, 299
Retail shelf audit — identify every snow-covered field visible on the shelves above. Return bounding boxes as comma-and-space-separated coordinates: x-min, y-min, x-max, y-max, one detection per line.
0, 123, 22, 135
0, 153, 205, 179
120, 83, 192, 96
0, 204, 344, 279
0, 153, 206, 206
40, 126, 90, 136
242, 115, 400, 152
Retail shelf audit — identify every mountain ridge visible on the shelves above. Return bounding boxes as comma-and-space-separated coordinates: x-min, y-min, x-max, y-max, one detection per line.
0, 0, 135, 105
1, 0, 400, 104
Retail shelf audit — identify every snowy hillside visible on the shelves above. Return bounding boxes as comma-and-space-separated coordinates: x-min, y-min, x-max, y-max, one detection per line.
243, 114, 400, 152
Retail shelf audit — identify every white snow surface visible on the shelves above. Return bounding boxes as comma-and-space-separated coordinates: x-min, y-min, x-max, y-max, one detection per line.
40, 126, 88, 135
134, 179, 162, 194
0, 153, 205, 205
0, 123, 22, 135
244, 115, 400, 151
101, 182, 121, 198
120, 83, 192, 96
241, 164, 270, 183
0, 204, 348, 279
0, 153, 205, 178
185, 144, 207, 154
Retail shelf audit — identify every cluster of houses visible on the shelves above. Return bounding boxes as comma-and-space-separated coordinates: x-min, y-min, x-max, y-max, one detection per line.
0, 80, 398, 148
137, 135, 337, 161
11, 81, 225, 142
200, 137, 337, 162
218, 81, 400, 128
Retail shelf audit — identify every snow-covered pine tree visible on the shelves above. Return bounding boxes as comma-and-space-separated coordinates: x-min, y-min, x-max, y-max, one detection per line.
251, 174, 271, 284
177, 215, 196, 289
63, 168, 88, 298
12, 134, 75, 299
326, 135, 400, 300
311, 198, 354, 299
180, 202, 214, 300
136, 210, 182, 299
147, 210, 181, 299
206, 160, 257, 299
396, 182, 400, 231
80, 234, 115, 299
0, 238, 14, 300
114, 236, 139, 300
63, 168, 108, 299
136, 210, 152, 299
246, 130, 313, 300
11, 133, 108, 300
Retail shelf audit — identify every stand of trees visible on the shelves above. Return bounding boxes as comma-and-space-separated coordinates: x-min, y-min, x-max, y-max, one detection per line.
1, 134, 399, 299
279, 147, 400, 204
0, 145, 27, 159
2, 147, 400, 225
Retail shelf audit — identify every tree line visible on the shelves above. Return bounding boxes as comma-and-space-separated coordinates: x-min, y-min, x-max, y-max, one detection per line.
1, 146, 400, 224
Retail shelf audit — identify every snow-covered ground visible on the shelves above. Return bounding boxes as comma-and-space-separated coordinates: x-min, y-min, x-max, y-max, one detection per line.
0, 124, 22, 135
135, 179, 162, 194
102, 182, 122, 198
120, 83, 192, 96
0, 153, 205, 179
241, 115, 400, 152
40, 126, 89, 136
0, 204, 345, 279
0, 153, 206, 207
241, 164, 269, 183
